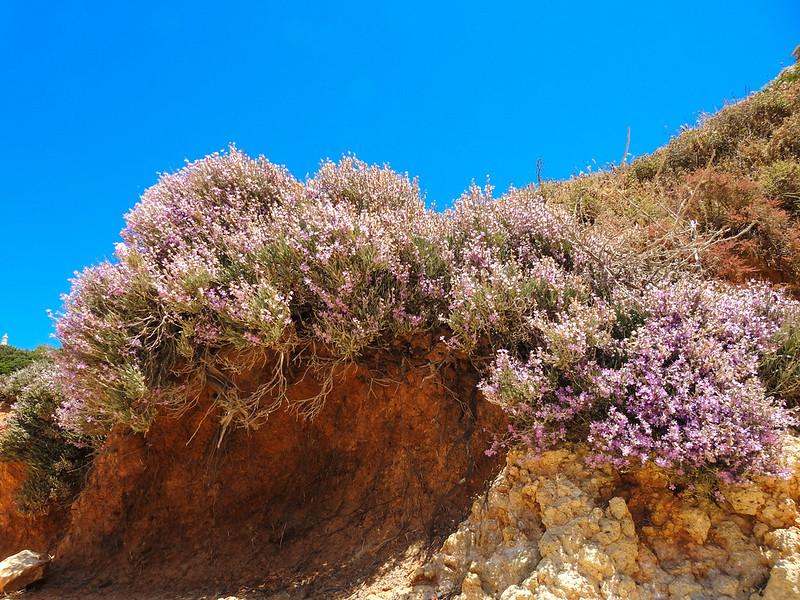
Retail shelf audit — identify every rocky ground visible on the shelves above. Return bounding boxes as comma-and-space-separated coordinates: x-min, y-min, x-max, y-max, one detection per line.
403, 441, 800, 600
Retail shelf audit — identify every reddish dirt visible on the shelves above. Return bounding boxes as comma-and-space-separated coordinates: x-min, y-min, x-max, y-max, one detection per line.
0, 460, 70, 560
8, 341, 506, 599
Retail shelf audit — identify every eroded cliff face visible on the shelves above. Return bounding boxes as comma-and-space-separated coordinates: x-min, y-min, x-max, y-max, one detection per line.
0, 460, 67, 559
22, 345, 507, 598
387, 441, 800, 600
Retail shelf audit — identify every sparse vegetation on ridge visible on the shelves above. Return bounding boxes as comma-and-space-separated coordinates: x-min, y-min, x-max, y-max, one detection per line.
540, 63, 800, 291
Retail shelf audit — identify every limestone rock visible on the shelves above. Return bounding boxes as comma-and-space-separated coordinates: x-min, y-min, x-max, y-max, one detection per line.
458, 571, 492, 600
764, 528, 800, 558
667, 575, 702, 597
672, 504, 711, 545
405, 439, 800, 600
762, 558, 800, 600
710, 572, 739, 596
0, 549, 49, 593
723, 485, 767, 516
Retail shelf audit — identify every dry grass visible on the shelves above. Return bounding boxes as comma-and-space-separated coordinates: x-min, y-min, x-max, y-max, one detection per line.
540, 64, 800, 293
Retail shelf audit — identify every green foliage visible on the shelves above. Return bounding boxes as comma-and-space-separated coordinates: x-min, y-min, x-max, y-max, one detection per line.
663, 129, 712, 172
562, 182, 602, 223
629, 156, 661, 183
760, 159, 800, 214
760, 308, 800, 408
0, 345, 39, 375
767, 63, 800, 89
0, 362, 93, 514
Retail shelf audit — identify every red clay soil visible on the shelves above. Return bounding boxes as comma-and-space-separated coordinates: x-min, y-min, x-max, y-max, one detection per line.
0, 460, 70, 560
8, 341, 506, 599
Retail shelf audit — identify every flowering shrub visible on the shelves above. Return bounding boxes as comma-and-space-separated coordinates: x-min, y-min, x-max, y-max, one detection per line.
56, 148, 447, 432
760, 305, 800, 408
442, 184, 616, 353
55, 258, 165, 433
480, 279, 798, 484
53, 146, 799, 487
291, 157, 447, 354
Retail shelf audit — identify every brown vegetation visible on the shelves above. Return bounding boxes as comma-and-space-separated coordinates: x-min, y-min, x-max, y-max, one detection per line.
540, 63, 800, 293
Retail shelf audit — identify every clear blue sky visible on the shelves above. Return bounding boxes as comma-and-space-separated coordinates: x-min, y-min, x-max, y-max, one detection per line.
1, 1, 797, 350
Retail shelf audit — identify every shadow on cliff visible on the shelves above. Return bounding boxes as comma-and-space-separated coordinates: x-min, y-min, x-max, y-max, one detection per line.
5, 340, 506, 598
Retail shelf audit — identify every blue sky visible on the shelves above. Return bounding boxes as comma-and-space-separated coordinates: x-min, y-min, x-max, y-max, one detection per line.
1, 1, 798, 350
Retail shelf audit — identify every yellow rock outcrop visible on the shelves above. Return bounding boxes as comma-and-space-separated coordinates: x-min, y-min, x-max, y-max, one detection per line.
403, 439, 800, 600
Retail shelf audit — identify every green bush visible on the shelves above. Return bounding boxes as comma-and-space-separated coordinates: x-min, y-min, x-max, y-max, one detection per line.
664, 129, 713, 172
766, 63, 800, 90
629, 156, 661, 182
0, 362, 93, 514
0, 345, 39, 375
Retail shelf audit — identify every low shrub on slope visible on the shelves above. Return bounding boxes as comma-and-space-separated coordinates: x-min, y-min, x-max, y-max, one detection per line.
541, 63, 800, 289
0, 344, 49, 376
0, 362, 92, 514
51, 146, 800, 491
55, 151, 448, 433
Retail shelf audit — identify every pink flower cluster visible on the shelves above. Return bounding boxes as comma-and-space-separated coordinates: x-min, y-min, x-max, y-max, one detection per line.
481, 279, 798, 484
55, 149, 447, 431
53, 147, 800, 486
442, 183, 607, 352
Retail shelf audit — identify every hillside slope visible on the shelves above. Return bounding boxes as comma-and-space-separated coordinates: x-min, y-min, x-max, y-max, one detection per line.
540, 62, 800, 294
3, 62, 800, 600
